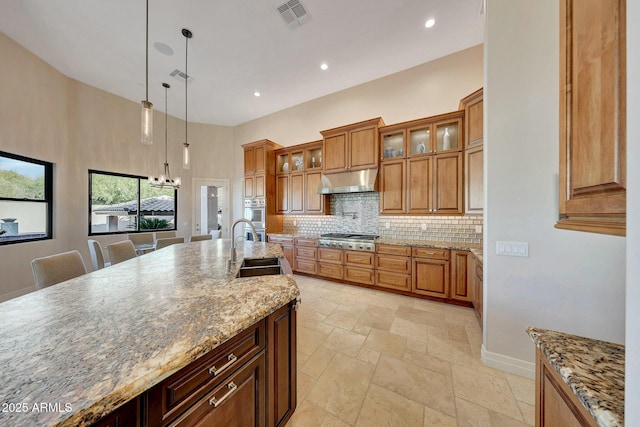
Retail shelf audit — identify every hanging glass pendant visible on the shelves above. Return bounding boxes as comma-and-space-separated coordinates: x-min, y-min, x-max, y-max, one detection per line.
141, 101, 153, 144
183, 142, 190, 169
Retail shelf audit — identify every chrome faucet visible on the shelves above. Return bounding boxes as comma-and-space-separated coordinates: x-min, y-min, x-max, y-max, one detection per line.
229, 218, 258, 264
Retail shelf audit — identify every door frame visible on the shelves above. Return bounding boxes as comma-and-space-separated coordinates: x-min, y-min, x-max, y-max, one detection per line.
192, 178, 230, 239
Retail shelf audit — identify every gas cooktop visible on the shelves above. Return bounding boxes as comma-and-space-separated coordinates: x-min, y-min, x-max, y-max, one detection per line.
318, 233, 379, 251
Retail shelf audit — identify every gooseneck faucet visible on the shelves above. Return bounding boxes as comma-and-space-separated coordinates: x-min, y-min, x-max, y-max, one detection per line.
229, 218, 258, 264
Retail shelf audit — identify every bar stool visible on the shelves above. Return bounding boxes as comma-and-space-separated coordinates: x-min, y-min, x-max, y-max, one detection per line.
155, 237, 185, 250
87, 239, 111, 270
31, 250, 88, 290
190, 234, 212, 242
155, 231, 177, 240
107, 240, 138, 264
128, 233, 155, 254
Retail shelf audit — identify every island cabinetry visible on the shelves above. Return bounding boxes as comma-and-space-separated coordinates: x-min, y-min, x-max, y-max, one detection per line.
91, 397, 140, 427
450, 250, 472, 302
317, 248, 344, 280
294, 238, 317, 275
412, 248, 450, 298
344, 250, 375, 285
460, 88, 484, 215
379, 112, 464, 215
266, 300, 297, 427
321, 118, 384, 173
147, 320, 266, 426
267, 236, 294, 269
556, 0, 626, 236
375, 244, 411, 292
535, 348, 597, 427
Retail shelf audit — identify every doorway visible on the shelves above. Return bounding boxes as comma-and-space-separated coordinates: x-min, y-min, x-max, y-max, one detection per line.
192, 178, 229, 239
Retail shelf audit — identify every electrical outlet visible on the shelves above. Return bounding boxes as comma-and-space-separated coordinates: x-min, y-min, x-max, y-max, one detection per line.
475, 225, 482, 233
496, 241, 529, 257
421, 223, 427, 231
385, 222, 390, 229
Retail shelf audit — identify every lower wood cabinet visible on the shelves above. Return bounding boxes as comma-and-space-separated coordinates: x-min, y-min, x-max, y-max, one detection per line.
450, 250, 472, 302
344, 266, 374, 285
267, 236, 294, 270
294, 238, 317, 275
317, 248, 344, 280
375, 244, 411, 292
473, 257, 483, 324
412, 248, 450, 298
535, 348, 597, 426
98, 301, 298, 427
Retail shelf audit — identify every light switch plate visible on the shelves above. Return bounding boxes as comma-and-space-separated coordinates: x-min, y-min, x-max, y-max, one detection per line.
475, 225, 482, 233
496, 241, 529, 257
421, 223, 427, 231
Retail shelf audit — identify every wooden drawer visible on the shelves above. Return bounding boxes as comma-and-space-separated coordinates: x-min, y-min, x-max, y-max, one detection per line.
169, 353, 266, 427
294, 237, 317, 247
376, 244, 411, 257
344, 266, 375, 285
268, 236, 294, 245
295, 258, 317, 274
375, 270, 411, 292
344, 250, 374, 267
318, 248, 343, 264
148, 320, 265, 425
295, 246, 317, 260
317, 262, 343, 280
375, 254, 411, 274
412, 247, 449, 260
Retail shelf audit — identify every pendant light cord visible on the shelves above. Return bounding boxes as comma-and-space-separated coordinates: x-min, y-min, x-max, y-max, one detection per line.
164, 84, 168, 164
184, 32, 188, 145
145, 0, 149, 102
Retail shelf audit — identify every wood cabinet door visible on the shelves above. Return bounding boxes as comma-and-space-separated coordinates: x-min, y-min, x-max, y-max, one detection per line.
412, 258, 449, 298
323, 134, 347, 172
375, 270, 411, 292
557, 0, 626, 236
407, 156, 432, 214
244, 175, 255, 199
267, 302, 297, 427
276, 175, 289, 214
465, 145, 483, 214
376, 254, 411, 274
450, 250, 471, 302
92, 397, 140, 427
464, 89, 483, 148
289, 173, 304, 214
170, 354, 266, 427
304, 171, 324, 214
255, 174, 266, 199
349, 127, 378, 170
379, 159, 406, 214
281, 244, 294, 270
244, 147, 255, 174
433, 152, 462, 215
254, 145, 266, 173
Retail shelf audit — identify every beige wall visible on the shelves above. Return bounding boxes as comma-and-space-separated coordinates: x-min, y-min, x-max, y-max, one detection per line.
0, 33, 235, 300
484, 0, 626, 377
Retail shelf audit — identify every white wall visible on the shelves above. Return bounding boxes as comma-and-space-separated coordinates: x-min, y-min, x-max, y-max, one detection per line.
0, 33, 235, 300
484, 0, 626, 377
626, 0, 639, 421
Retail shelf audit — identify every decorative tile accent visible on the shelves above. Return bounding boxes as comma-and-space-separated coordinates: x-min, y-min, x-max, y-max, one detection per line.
282, 193, 483, 243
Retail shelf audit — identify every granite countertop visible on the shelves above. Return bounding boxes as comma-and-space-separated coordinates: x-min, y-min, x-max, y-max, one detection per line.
0, 240, 300, 427
527, 327, 624, 426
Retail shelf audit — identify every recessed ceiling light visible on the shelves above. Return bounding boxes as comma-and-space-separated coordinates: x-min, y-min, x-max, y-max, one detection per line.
320, 63, 328, 71
254, 91, 261, 97
425, 18, 435, 28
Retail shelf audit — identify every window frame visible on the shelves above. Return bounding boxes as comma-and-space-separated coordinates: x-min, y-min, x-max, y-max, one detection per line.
88, 169, 178, 236
0, 151, 53, 246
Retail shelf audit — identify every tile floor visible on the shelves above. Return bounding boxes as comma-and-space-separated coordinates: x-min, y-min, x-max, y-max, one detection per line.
286, 275, 535, 427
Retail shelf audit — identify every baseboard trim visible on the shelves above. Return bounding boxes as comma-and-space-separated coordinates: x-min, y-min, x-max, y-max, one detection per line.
0, 286, 34, 303
481, 345, 535, 379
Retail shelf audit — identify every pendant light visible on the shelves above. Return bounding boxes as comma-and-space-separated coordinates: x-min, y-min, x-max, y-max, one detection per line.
149, 83, 181, 189
140, 0, 153, 144
182, 28, 192, 169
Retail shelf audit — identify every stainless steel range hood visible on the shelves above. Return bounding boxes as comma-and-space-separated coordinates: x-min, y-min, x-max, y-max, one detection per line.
317, 168, 378, 194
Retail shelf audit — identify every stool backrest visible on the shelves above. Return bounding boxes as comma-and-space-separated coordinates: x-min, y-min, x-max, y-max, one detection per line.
32, 250, 87, 290
155, 237, 185, 250
190, 234, 212, 242
107, 240, 138, 265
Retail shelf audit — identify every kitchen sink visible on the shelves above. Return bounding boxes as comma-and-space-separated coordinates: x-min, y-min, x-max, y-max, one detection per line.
236, 257, 284, 277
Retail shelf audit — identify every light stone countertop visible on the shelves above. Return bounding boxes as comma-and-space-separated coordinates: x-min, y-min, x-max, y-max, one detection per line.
0, 240, 300, 427
527, 327, 624, 426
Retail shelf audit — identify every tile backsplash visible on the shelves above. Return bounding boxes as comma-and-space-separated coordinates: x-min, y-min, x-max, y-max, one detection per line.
281, 193, 483, 243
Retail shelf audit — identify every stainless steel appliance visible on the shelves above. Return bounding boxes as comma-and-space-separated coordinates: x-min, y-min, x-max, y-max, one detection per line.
245, 229, 266, 242
318, 233, 378, 252
244, 198, 266, 230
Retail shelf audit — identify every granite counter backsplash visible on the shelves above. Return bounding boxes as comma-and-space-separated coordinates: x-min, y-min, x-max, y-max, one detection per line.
527, 327, 624, 426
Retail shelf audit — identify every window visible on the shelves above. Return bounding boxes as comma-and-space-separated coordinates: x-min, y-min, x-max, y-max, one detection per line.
0, 151, 53, 245
89, 170, 177, 235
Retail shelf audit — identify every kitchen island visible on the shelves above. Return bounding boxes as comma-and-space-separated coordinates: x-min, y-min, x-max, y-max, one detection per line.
0, 239, 300, 426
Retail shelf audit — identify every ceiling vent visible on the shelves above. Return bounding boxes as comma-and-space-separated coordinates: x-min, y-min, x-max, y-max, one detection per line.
277, 0, 311, 29
170, 69, 193, 83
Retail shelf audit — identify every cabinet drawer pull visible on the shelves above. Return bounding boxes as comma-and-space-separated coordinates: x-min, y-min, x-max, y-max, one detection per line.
353, 257, 362, 262
209, 354, 237, 377
209, 381, 238, 408
426, 252, 435, 255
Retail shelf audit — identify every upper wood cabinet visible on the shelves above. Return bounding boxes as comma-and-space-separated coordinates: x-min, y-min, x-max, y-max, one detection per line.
275, 141, 329, 215
321, 118, 384, 173
244, 144, 267, 175
556, 0, 626, 236
242, 139, 281, 193
379, 112, 464, 216
460, 88, 484, 215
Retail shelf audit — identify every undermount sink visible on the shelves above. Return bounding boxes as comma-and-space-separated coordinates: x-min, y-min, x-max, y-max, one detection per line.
236, 257, 284, 277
